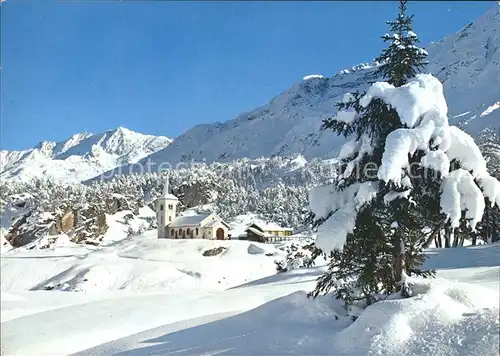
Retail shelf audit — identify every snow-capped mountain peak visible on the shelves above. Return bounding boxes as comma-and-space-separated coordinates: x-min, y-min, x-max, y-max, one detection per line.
0, 127, 172, 183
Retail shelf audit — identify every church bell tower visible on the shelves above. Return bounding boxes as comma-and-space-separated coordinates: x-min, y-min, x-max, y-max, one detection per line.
156, 178, 179, 238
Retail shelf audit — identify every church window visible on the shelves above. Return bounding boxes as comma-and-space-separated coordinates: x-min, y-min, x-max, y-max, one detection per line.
187, 228, 191, 236
169, 216, 172, 222
196, 228, 199, 235
160, 204, 164, 211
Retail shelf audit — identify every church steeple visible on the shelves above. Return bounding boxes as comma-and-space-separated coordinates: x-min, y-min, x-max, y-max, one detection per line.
163, 178, 170, 197
156, 175, 179, 238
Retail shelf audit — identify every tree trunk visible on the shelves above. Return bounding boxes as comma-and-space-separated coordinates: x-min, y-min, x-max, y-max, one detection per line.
493, 212, 499, 243
422, 219, 446, 248
393, 229, 409, 297
444, 226, 451, 248
483, 207, 491, 244
472, 234, 477, 246
452, 231, 459, 247
459, 234, 465, 247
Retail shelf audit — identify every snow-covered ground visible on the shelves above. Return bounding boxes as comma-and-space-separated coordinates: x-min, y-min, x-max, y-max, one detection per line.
1, 230, 499, 356
1, 232, 283, 294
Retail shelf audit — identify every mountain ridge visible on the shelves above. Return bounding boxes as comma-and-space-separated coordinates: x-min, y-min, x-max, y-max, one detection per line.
0, 127, 172, 183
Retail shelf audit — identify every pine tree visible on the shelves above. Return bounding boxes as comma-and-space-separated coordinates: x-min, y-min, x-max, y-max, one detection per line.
309, 1, 438, 307
375, 0, 428, 87
310, 0, 500, 311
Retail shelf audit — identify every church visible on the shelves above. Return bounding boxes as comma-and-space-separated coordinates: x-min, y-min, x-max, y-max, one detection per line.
155, 180, 230, 240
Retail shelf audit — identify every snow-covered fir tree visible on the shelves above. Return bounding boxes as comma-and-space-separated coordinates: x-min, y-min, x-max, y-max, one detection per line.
308, 0, 500, 309
375, 0, 427, 87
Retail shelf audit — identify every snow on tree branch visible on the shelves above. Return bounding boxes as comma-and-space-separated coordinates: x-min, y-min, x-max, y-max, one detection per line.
384, 189, 412, 205
365, 73, 500, 221
343, 135, 373, 179
333, 73, 500, 233
441, 169, 485, 230
421, 151, 450, 177
360, 74, 448, 128
335, 108, 358, 124
310, 182, 378, 253
338, 137, 362, 161
478, 175, 500, 208
447, 126, 488, 178
377, 121, 438, 185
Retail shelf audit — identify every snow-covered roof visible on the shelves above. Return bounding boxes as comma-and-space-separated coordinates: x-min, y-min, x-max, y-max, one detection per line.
205, 219, 231, 229
168, 214, 210, 228
161, 193, 179, 200
248, 222, 292, 232
246, 227, 268, 237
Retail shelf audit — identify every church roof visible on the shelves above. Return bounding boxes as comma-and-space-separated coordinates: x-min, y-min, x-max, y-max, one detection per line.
205, 219, 231, 229
168, 213, 211, 227
161, 193, 179, 200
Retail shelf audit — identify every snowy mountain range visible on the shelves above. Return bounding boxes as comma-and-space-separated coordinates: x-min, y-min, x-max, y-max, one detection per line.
95, 5, 500, 180
2, 6, 499, 183
0, 127, 172, 183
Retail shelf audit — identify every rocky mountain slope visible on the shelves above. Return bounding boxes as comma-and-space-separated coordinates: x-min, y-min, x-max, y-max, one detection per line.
94, 5, 499, 181
0, 127, 172, 183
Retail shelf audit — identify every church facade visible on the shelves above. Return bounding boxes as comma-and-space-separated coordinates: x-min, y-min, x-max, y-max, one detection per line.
156, 180, 230, 240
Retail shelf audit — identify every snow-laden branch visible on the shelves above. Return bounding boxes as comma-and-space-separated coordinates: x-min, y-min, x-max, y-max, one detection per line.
421, 151, 450, 177
447, 126, 488, 178
343, 135, 373, 179
363, 74, 500, 218
441, 169, 485, 230
338, 137, 362, 161
360, 74, 448, 128
310, 182, 378, 253
335, 108, 358, 124
384, 189, 412, 205
478, 175, 500, 208
377, 119, 439, 185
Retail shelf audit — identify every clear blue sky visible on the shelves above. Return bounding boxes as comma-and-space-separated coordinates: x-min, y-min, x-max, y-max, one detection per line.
1, 1, 494, 150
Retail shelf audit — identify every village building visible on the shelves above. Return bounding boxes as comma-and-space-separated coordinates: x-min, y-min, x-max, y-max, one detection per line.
243, 222, 293, 243
156, 180, 230, 240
